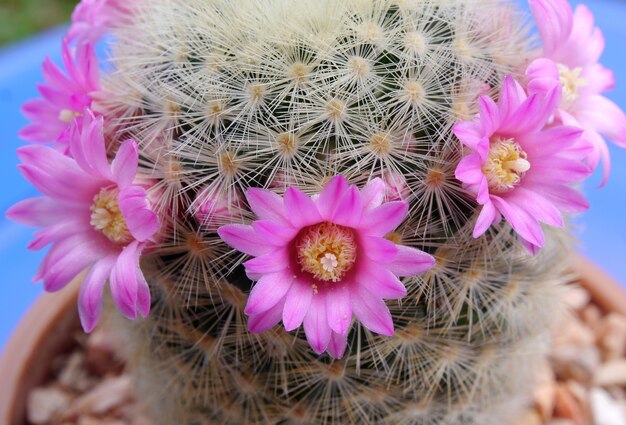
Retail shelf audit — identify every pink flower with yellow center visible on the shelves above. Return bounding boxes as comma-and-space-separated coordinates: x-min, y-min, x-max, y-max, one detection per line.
7, 110, 159, 332
453, 76, 592, 253
20, 40, 99, 147
218, 176, 435, 358
529, 0, 626, 184
68, 0, 131, 45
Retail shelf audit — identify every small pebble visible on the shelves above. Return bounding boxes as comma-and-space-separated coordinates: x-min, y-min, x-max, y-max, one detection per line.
68, 376, 132, 416
27, 386, 72, 424
590, 388, 626, 425
595, 360, 626, 387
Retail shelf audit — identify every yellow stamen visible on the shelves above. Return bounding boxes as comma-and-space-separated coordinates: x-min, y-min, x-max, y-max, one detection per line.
296, 222, 357, 284
58, 109, 81, 123
482, 138, 530, 193
90, 188, 132, 243
558, 64, 587, 107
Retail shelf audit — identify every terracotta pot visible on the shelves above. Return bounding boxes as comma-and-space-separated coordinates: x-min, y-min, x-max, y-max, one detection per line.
0, 278, 80, 425
1, 259, 624, 425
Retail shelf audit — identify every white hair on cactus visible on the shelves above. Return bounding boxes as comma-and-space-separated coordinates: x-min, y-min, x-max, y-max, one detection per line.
96, 1, 573, 424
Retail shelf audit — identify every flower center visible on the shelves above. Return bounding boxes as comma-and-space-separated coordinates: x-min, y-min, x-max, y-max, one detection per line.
58, 109, 82, 123
90, 188, 132, 243
482, 138, 530, 193
558, 64, 587, 107
296, 222, 357, 283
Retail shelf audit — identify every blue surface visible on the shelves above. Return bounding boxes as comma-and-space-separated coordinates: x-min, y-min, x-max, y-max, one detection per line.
0, 27, 67, 352
1, 1, 626, 351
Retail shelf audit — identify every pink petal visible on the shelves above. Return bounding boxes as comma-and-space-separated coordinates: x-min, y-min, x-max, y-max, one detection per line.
359, 201, 408, 237
246, 188, 287, 223
38, 235, 102, 292
19, 123, 64, 143
586, 130, 611, 187
534, 185, 589, 213
282, 279, 314, 331
248, 301, 285, 333
111, 140, 139, 188
351, 287, 394, 336
452, 121, 484, 151
325, 284, 352, 335
507, 188, 564, 228
455, 153, 484, 186
6, 197, 83, 227
21, 98, 57, 121
476, 176, 490, 205
357, 261, 407, 299
244, 249, 290, 275
580, 63, 615, 96
522, 126, 584, 158
42, 56, 74, 93
491, 196, 545, 250
252, 220, 298, 245
558, 5, 604, 67
75, 42, 100, 90
500, 92, 555, 136
332, 186, 363, 227
284, 187, 322, 228
529, 0, 573, 57
388, 245, 436, 277
69, 112, 113, 180
572, 95, 626, 147
498, 76, 529, 123
218, 224, 273, 257
244, 272, 294, 315
109, 241, 151, 320
37, 84, 72, 109
317, 175, 349, 219
118, 186, 159, 242
526, 157, 591, 184
525, 58, 561, 100
327, 332, 348, 359
78, 256, 116, 332
478, 95, 500, 138
303, 294, 332, 354
360, 178, 385, 211
28, 220, 90, 251
473, 201, 498, 238
17, 145, 104, 202
360, 236, 398, 263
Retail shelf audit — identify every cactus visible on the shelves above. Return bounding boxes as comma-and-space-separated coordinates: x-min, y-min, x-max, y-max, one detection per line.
11, 0, 626, 424
96, 0, 566, 423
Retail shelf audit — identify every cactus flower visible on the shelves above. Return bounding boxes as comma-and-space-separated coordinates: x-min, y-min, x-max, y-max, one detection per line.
68, 0, 131, 45
218, 176, 435, 358
530, 0, 626, 184
454, 76, 591, 253
19, 40, 99, 147
7, 111, 159, 332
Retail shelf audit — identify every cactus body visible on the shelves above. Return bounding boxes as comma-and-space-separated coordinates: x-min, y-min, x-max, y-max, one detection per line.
98, 1, 572, 423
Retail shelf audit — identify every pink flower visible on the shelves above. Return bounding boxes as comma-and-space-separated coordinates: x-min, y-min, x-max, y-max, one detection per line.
529, 0, 626, 184
7, 111, 159, 332
20, 40, 99, 147
67, 0, 131, 45
218, 176, 435, 358
453, 76, 591, 254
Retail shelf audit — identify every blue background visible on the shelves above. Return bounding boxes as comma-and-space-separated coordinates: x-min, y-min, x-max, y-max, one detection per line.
1, 1, 625, 351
